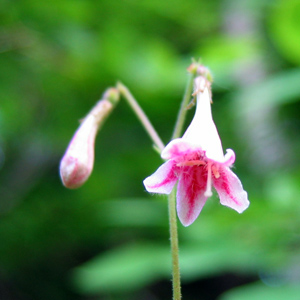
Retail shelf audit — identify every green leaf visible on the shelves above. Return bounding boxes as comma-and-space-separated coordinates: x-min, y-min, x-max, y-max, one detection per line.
71, 243, 170, 294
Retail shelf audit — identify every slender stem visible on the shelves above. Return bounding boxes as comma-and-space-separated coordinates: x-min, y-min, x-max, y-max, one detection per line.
172, 73, 195, 140
117, 82, 165, 152
168, 70, 196, 300
168, 189, 181, 300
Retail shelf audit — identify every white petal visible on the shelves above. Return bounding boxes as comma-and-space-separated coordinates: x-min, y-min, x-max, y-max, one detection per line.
182, 87, 225, 163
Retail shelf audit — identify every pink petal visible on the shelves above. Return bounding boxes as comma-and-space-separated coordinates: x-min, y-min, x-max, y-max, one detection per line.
161, 138, 199, 160
177, 165, 208, 226
213, 167, 249, 213
143, 160, 178, 194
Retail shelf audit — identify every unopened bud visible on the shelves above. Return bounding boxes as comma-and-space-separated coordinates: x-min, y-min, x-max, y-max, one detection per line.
60, 88, 119, 189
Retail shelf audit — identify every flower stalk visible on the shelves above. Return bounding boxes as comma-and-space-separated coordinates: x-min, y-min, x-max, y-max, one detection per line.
168, 188, 181, 300
117, 82, 165, 152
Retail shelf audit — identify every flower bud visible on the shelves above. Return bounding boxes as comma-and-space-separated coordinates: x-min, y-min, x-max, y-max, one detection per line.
187, 60, 213, 83
60, 88, 119, 189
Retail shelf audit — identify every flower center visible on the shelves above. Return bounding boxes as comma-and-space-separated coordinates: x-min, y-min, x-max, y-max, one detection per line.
176, 160, 205, 167
176, 159, 220, 198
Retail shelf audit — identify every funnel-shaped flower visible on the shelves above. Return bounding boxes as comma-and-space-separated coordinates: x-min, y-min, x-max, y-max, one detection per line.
143, 77, 249, 226
60, 88, 119, 189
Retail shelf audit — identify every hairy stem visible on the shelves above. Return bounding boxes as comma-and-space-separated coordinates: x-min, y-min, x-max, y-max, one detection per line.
169, 68, 197, 300
168, 189, 181, 300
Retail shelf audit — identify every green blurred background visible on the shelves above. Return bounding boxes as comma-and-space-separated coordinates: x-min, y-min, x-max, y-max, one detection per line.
1, 0, 300, 299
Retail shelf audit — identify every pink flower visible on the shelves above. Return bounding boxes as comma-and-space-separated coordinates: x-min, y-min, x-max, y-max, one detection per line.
143, 77, 249, 226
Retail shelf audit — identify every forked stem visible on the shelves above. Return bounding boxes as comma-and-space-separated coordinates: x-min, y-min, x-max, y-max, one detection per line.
117, 65, 198, 300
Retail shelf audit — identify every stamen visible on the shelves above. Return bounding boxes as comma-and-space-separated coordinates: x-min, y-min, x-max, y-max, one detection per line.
204, 162, 213, 197
176, 160, 205, 167
212, 165, 220, 178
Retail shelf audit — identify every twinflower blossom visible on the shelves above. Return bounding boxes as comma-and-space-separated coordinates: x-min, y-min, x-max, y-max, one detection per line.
60, 88, 119, 189
143, 77, 249, 226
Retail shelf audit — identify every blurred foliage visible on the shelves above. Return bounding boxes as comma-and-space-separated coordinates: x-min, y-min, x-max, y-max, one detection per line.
1, 0, 300, 299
